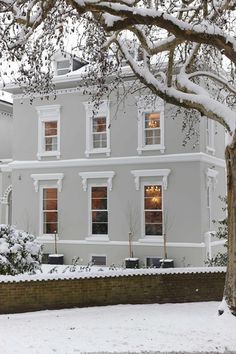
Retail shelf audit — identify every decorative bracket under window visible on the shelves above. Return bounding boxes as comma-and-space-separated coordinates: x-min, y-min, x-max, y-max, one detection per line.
31, 173, 64, 192
79, 171, 115, 191
131, 169, 171, 190
206, 168, 218, 191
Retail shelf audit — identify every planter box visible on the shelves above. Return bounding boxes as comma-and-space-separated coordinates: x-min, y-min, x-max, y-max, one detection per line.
125, 258, 139, 269
48, 254, 64, 265
160, 259, 174, 268
42, 253, 50, 264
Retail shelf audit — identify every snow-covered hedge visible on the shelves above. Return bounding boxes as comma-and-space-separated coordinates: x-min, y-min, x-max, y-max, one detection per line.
0, 225, 42, 275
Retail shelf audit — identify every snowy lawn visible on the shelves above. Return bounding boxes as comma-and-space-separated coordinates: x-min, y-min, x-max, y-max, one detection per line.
0, 302, 235, 354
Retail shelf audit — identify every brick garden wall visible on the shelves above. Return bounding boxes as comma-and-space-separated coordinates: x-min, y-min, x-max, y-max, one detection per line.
0, 271, 225, 314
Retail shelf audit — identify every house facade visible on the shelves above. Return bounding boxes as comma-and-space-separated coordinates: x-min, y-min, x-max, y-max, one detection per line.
2, 65, 226, 267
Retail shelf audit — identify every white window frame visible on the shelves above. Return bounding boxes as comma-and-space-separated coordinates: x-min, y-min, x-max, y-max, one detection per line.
141, 180, 164, 241
206, 118, 215, 155
88, 183, 109, 241
131, 169, 171, 242
83, 100, 111, 157
137, 96, 165, 154
36, 105, 61, 160
79, 171, 115, 241
31, 173, 64, 239
206, 168, 218, 230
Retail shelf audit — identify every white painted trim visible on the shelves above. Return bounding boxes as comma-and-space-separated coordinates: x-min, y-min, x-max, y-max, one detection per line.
9, 153, 226, 170
38, 238, 206, 248
0, 184, 12, 204
36, 105, 61, 160
137, 96, 165, 154
83, 100, 111, 157
86, 236, 110, 242
31, 173, 64, 192
79, 171, 115, 191
131, 169, 171, 190
206, 118, 215, 155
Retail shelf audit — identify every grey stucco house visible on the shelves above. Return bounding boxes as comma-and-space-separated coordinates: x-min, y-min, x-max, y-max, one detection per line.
0, 58, 226, 267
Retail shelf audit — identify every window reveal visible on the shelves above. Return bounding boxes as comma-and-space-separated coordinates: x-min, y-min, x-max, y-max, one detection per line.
144, 185, 162, 236
91, 186, 108, 235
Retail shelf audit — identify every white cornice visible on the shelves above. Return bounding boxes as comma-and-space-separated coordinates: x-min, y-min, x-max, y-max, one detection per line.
79, 171, 115, 191
31, 173, 64, 192
131, 169, 171, 190
9, 153, 225, 170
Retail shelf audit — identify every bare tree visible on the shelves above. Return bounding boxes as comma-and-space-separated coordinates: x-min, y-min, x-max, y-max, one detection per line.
0, 0, 236, 312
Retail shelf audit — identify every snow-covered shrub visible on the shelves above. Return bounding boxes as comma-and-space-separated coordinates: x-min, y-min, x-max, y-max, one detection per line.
0, 225, 42, 275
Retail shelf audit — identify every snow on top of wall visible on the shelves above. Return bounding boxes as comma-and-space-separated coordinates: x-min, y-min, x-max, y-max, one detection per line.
0, 266, 226, 284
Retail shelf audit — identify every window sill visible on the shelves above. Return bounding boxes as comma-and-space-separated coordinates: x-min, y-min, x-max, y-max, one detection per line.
137, 145, 165, 155
37, 234, 58, 242
37, 151, 61, 160
138, 236, 164, 243
85, 148, 111, 158
85, 235, 110, 242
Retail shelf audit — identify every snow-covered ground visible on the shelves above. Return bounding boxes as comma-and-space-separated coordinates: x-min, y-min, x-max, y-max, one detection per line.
0, 302, 235, 354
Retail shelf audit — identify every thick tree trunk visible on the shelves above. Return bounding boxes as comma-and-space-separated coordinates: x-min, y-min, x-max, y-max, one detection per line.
225, 131, 236, 315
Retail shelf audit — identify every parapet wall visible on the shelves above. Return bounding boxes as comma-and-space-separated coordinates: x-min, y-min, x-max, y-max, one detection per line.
0, 267, 225, 314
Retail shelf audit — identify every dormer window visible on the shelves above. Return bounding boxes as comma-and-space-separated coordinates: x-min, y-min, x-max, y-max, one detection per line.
56, 60, 71, 76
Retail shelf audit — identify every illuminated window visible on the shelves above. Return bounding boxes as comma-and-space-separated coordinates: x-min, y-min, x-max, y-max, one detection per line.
91, 186, 108, 235
42, 188, 58, 234
92, 117, 107, 148
144, 112, 161, 146
137, 96, 165, 154
144, 185, 162, 236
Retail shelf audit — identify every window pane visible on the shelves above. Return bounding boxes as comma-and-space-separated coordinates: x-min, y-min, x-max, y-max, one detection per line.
145, 129, 160, 145
145, 113, 160, 129
44, 211, 57, 223
92, 198, 107, 210
93, 117, 106, 132
44, 222, 57, 234
45, 137, 58, 151
92, 223, 108, 234
43, 188, 57, 199
145, 224, 162, 236
57, 60, 70, 69
45, 121, 57, 136
145, 211, 162, 223
92, 211, 108, 222
144, 186, 162, 210
93, 133, 107, 148
43, 199, 57, 210
92, 187, 107, 198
